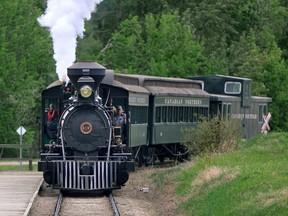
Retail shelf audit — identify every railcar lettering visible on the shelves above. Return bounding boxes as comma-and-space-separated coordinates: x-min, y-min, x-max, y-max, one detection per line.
136, 97, 147, 104
129, 96, 148, 105
231, 113, 257, 119
165, 98, 183, 105
157, 98, 209, 106
185, 99, 202, 105
245, 114, 257, 119
231, 114, 244, 119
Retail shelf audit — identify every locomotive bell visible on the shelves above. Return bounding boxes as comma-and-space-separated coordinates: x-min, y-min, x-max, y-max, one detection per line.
67, 61, 106, 102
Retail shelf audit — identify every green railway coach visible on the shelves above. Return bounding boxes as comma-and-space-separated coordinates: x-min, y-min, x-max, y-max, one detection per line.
189, 75, 272, 138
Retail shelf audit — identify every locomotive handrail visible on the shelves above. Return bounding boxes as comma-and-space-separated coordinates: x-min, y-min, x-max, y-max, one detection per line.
60, 129, 66, 161
106, 124, 113, 161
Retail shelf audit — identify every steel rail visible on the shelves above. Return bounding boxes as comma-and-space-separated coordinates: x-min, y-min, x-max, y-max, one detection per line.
54, 192, 63, 216
109, 193, 120, 216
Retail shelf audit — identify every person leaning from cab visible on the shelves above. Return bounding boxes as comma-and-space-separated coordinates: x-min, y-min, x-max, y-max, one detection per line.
48, 104, 59, 122
46, 103, 59, 139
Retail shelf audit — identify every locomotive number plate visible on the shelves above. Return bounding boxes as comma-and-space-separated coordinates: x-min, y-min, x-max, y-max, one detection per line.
80, 122, 93, 134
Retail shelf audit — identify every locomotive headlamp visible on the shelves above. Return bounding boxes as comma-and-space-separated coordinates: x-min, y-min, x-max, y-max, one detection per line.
80, 85, 93, 98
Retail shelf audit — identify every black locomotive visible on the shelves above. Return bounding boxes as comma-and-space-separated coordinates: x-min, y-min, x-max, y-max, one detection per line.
38, 62, 133, 192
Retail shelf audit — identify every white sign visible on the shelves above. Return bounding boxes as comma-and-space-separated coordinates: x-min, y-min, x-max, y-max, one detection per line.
17, 126, 26, 136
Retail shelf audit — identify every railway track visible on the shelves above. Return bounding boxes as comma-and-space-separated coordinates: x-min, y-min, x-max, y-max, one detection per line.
29, 171, 160, 216
53, 192, 119, 216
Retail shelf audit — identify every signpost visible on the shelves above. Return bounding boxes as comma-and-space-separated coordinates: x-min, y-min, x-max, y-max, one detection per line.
16, 126, 26, 170
261, 112, 271, 134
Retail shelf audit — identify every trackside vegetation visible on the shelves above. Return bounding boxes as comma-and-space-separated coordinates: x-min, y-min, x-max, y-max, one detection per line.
182, 117, 243, 156
152, 132, 288, 215
0, 159, 38, 171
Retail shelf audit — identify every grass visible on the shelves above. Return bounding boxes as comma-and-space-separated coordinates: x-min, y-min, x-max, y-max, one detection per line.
152, 132, 288, 215
0, 164, 38, 171
0, 159, 39, 171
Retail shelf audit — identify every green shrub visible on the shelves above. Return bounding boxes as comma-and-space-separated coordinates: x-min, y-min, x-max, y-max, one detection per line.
182, 116, 243, 156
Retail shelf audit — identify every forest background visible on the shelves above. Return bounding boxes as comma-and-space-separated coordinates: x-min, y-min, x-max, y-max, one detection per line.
1, 0, 288, 155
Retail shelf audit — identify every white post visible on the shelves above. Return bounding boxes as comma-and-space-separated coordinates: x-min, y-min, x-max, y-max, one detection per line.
20, 133, 22, 170
17, 126, 26, 171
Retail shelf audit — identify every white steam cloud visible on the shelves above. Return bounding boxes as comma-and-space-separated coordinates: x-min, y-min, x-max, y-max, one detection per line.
38, 0, 102, 82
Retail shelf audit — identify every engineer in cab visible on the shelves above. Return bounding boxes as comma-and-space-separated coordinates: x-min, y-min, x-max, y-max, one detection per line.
113, 105, 127, 144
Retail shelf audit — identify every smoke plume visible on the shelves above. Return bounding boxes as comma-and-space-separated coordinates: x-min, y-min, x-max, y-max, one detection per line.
38, 0, 102, 81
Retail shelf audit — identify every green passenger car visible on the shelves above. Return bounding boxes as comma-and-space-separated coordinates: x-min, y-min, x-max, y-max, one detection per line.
189, 75, 272, 138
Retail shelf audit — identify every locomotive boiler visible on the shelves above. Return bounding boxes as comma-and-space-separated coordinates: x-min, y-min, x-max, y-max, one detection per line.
38, 62, 133, 192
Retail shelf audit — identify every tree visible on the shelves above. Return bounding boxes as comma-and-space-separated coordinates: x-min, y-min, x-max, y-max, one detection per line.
228, 28, 288, 130
97, 16, 144, 73
0, 0, 56, 154
88, 0, 170, 45
228, 30, 267, 95
76, 20, 103, 61
99, 11, 211, 77
185, 0, 242, 75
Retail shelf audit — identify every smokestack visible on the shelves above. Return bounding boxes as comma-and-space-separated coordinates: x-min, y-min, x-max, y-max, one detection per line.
67, 61, 106, 103
37, 0, 102, 82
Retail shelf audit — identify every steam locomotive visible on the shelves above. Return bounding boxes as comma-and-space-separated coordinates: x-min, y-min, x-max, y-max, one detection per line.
38, 62, 133, 192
